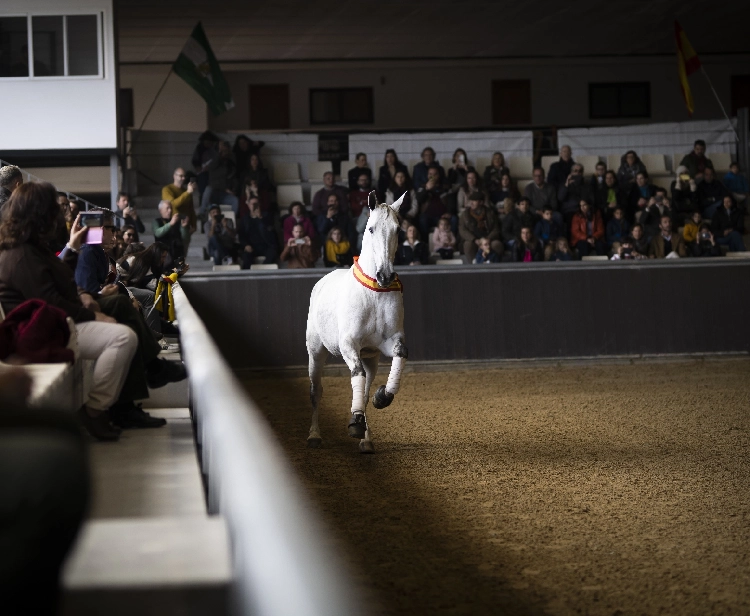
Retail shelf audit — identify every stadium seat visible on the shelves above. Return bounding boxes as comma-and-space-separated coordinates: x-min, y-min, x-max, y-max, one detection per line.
408, 159, 420, 176
475, 157, 491, 173
250, 263, 279, 270
641, 154, 668, 175
516, 179, 532, 194
541, 155, 558, 176
308, 161, 333, 182
434, 258, 464, 265
276, 184, 304, 208
441, 158, 454, 171
218, 205, 236, 226
273, 162, 301, 184
506, 156, 533, 179
672, 152, 687, 172
252, 256, 266, 264
308, 183, 324, 203
651, 176, 673, 192
725, 251, 750, 258
576, 155, 601, 174
340, 160, 356, 181
711, 152, 733, 174
581, 255, 609, 261
212, 264, 241, 272
607, 154, 621, 171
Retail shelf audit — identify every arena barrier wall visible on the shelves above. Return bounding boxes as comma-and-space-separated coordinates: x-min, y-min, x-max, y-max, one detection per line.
180, 260, 750, 371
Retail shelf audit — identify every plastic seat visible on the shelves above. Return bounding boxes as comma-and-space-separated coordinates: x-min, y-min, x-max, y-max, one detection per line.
308, 161, 333, 182
276, 184, 304, 208
576, 155, 601, 174
408, 159, 420, 176
252, 256, 267, 265
711, 152, 733, 174
212, 264, 241, 272
725, 251, 750, 258
273, 162, 301, 184
475, 157, 492, 173
651, 176, 673, 192
339, 160, 357, 181
441, 159, 454, 172
541, 155, 558, 176
434, 258, 464, 265
506, 156, 533, 179
516, 179, 533, 195
641, 154, 668, 175
672, 152, 687, 173
250, 263, 279, 270
607, 154, 621, 171
581, 255, 609, 261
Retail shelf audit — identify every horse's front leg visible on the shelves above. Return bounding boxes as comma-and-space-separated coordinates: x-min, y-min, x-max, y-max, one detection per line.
372, 335, 408, 409
341, 341, 368, 439
359, 355, 380, 454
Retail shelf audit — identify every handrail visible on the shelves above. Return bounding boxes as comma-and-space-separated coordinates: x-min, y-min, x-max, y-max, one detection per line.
172, 282, 357, 616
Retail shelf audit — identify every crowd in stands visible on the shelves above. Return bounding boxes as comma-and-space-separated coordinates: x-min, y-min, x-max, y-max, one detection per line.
176, 133, 747, 269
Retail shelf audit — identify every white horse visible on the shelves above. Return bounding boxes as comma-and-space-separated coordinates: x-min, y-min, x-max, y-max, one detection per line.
306, 190, 408, 453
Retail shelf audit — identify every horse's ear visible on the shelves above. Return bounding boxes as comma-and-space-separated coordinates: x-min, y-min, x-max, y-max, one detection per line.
368, 191, 378, 210
389, 191, 407, 213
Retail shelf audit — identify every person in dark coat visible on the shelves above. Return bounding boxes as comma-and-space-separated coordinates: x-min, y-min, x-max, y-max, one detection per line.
711, 195, 746, 253
511, 227, 544, 262
395, 224, 428, 265
696, 167, 730, 219
547, 145, 575, 189
628, 172, 658, 224
412, 147, 446, 191
377, 149, 410, 197
616, 150, 647, 194
238, 197, 279, 267
347, 152, 373, 191
594, 171, 628, 219
557, 163, 594, 222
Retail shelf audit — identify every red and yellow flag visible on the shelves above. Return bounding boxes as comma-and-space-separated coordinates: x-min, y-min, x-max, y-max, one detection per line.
675, 21, 701, 116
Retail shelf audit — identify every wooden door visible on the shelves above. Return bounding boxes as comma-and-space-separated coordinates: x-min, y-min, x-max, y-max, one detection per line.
249, 84, 290, 130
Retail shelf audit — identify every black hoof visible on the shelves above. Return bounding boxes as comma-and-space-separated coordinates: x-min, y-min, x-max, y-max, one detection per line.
372, 385, 394, 409
307, 437, 322, 449
348, 413, 367, 439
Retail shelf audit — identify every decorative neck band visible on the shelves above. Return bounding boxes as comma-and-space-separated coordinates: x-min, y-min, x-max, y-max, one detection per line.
352, 256, 403, 293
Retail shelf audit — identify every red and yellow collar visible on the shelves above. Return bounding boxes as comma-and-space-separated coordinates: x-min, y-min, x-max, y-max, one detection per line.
352, 256, 403, 293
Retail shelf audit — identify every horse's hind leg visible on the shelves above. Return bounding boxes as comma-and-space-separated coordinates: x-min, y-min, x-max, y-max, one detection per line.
307, 341, 328, 448
359, 355, 380, 454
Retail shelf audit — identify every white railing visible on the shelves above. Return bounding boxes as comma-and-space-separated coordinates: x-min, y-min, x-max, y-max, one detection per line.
172, 282, 356, 616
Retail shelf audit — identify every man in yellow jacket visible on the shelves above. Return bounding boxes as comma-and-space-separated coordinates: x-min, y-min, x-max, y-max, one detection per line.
162, 168, 197, 242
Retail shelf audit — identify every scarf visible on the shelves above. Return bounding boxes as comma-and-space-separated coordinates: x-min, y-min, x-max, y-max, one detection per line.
469, 207, 488, 235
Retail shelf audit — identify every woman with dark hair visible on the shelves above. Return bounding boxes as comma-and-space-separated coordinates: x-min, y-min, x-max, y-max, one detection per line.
457, 170, 487, 215
122, 242, 169, 290
0, 182, 138, 440
395, 224, 428, 265
386, 170, 417, 220
617, 150, 647, 194
191, 130, 219, 195
512, 226, 544, 262
239, 153, 274, 221
448, 147, 472, 189
377, 149, 410, 198
483, 151, 510, 196
490, 173, 518, 206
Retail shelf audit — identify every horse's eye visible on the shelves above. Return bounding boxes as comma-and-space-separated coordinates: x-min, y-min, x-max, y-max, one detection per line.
369, 227, 374, 234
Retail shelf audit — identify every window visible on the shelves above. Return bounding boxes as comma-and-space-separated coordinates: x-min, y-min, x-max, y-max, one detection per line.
589, 83, 650, 119
310, 88, 373, 125
0, 13, 101, 79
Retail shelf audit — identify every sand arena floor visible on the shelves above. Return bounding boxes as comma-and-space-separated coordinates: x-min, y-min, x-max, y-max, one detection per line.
245, 359, 750, 616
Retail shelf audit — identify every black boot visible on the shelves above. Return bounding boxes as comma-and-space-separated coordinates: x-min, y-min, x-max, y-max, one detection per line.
348, 412, 367, 439
110, 402, 167, 429
78, 406, 121, 441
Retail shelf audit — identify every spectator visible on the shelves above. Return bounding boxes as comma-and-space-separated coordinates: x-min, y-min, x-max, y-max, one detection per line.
723, 162, 748, 207
589, 161, 608, 190
459, 192, 503, 262
349, 172, 373, 218
628, 172, 657, 223
121, 242, 169, 290
238, 197, 278, 268
162, 167, 198, 233
616, 150, 647, 193
121, 225, 138, 249
243, 153, 274, 215
457, 170, 486, 215
280, 223, 317, 269
191, 130, 219, 195
649, 214, 687, 258
533, 207, 563, 260
114, 192, 145, 238
324, 226, 353, 267
483, 151, 510, 197
153, 200, 190, 265
499, 197, 515, 222
447, 148, 472, 192
431, 214, 457, 260
696, 167, 730, 219
640, 188, 675, 239
0, 164, 23, 209
206, 204, 238, 266
316, 193, 355, 245
348, 152, 372, 191
605, 207, 631, 253
385, 170, 417, 220
282, 202, 316, 245
558, 163, 594, 222
412, 147, 446, 191
312, 171, 350, 218
550, 237, 573, 261
671, 165, 698, 215
630, 223, 650, 257
66, 199, 83, 231
511, 227, 543, 262
610, 237, 645, 261
595, 170, 628, 219
395, 224, 428, 266
502, 197, 535, 249
201, 140, 239, 215
377, 149, 409, 197
524, 167, 559, 217
711, 195, 746, 253
679, 139, 714, 179
490, 173, 517, 207
684, 213, 721, 257
570, 199, 605, 257
474, 237, 501, 264
547, 145, 575, 189
417, 165, 452, 238
232, 134, 265, 185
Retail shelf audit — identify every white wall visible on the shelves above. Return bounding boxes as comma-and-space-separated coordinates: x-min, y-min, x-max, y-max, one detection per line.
0, 0, 117, 151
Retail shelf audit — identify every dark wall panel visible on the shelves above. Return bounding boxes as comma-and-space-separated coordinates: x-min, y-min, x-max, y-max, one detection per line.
181, 261, 750, 370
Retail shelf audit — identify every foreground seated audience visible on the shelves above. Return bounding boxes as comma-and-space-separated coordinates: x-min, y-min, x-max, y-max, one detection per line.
280, 223, 317, 269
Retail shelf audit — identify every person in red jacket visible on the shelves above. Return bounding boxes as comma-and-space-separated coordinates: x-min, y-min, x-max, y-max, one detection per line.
570, 199, 605, 257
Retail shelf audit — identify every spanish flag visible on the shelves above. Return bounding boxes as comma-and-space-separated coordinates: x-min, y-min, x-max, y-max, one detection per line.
675, 21, 701, 116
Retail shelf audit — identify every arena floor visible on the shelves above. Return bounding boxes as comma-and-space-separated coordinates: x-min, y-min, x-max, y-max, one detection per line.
245, 359, 750, 616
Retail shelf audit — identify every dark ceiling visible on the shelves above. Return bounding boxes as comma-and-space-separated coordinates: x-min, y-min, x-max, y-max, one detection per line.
116, 0, 749, 64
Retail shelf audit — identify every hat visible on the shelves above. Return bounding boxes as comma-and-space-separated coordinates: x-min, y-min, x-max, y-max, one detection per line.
468, 191, 484, 202
675, 165, 688, 176
208, 204, 221, 213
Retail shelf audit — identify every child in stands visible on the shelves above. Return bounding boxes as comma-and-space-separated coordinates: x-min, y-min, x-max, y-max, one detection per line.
474, 237, 500, 264
550, 237, 573, 261
324, 226, 353, 267
431, 214, 456, 260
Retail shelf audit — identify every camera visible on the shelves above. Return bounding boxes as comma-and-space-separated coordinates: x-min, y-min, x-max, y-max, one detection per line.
294, 238, 306, 245
655, 195, 663, 204
700, 231, 711, 241
80, 212, 104, 244
458, 154, 465, 164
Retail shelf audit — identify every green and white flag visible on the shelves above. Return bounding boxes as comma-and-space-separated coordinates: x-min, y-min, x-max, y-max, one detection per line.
173, 22, 234, 116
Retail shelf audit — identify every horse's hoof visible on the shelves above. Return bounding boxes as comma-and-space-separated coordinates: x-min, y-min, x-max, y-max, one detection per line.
348, 413, 367, 439
372, 385, 394, 409
359, 440, 375, 454
307, 437, 322, 449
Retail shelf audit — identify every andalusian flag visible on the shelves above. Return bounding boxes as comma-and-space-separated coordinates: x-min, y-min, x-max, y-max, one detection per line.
675, 21, 701, 116
173, 23, 234, 116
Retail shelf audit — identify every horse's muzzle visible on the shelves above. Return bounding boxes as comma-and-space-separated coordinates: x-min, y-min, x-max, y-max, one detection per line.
376, 271, 395, 288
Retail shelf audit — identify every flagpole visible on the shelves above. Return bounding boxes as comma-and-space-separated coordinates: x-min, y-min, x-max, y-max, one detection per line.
701, 66, 740, 143
124, 65, 174, 159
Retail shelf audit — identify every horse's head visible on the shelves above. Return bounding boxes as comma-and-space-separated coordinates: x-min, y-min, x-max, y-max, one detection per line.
362, 190, 406, 288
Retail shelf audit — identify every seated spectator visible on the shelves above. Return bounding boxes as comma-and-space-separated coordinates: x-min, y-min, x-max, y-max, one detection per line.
630, 224, 650, 257
0, 164, 23, 209
282, 202, 316, 245
349, 172, 373, 218
447, 148, 472, 193
324, 226, 353, 267
316, 193, 355, 246
121, 225, 138, 249
610, 237, 646, 261
512, 227, 543, 262
232, 134, 254, 186
711, 195, 746, 253
671, 166, 698, 215
191, 130, 219, 195
395, 224, 428, 266
640, 188, 676, 239
558, 163, 594, 222
377, 149, 410, 197
115, 192, 145, 238
605, 207, 631, 253
243, 154, 274, 217
206, 205, 238, 266
616, 150, 647, 194
499, 197, 515, 222
162, 167, 198, 232
547, 145, 575, 189
474, 237, 501, 264
386, 171, 417, 220
570, 199, 605, 257
312, 171, 350, 218
122, 242, 169, 290
153, 200, 190, 265
524, 167, 559, 217
489, 173, 517, 207
238, 197, 279, 268
502, 197, 535, 249
431, 214, 456, 260
280, 223, 317, 269
417, 165, 452, 238
200, 140, 239, 215
589, 161, 608, 191
628, 172, 657, 223
412, 147, 446, 191
679, 139, 714, 179
684, 214, 721, 257
550, 237, 573, 261
457, 170, 486, 215
483, 151, 510, 197
65, 198, 82, 233
649, 214, 687, 258
723, 162, 748, 207
595, 170, 628, 219
696, 167, 730, 219
459, 192, 502, 261
348, 152, 372, 191
533, 207, 563, 260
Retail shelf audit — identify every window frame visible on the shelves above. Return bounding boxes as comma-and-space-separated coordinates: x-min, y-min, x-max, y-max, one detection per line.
309, 87, 374, 126
0, 11, 103, 81
588, 82, 651, 120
